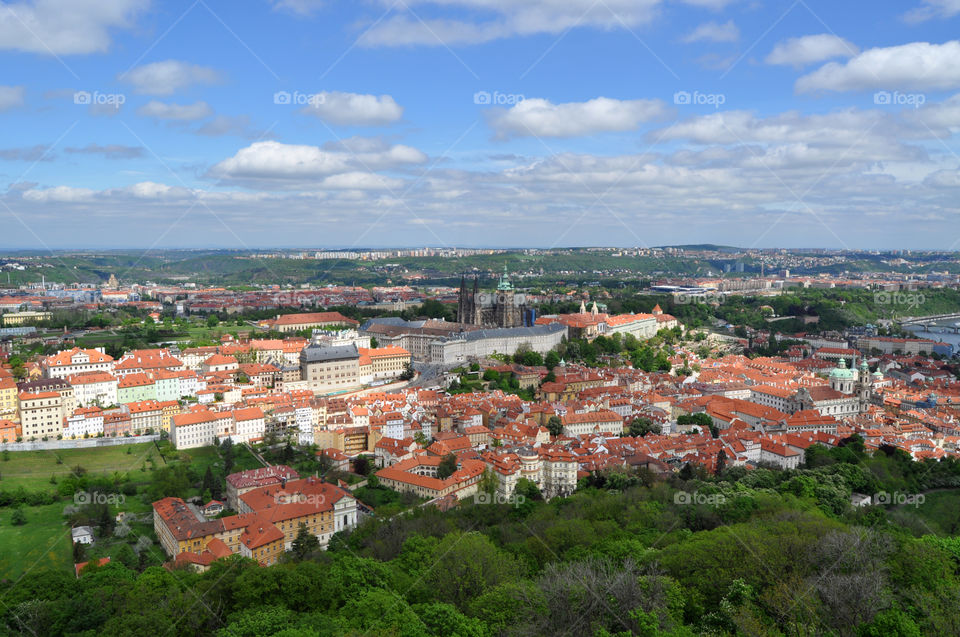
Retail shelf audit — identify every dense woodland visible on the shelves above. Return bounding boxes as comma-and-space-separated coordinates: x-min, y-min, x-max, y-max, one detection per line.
4, 438, 960, 636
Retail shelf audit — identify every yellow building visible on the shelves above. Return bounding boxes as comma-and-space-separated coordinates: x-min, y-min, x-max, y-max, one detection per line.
2, 311, 51, 326
18, 391, 62, 439
0, 377, 18, 423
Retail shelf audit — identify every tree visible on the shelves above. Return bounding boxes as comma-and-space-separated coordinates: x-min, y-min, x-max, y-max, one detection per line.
628, 417, 660, 437
546, 416, 563, 437
437, 453, 458, 480
291, 523, 320, 560
10, 505, 26, 525
477, 468, 498, 497
545, 350, 561, 370
353, 456, 372, 476
716, 449, 727, 475
399, 363, 416, 381
206, 314, 220, 328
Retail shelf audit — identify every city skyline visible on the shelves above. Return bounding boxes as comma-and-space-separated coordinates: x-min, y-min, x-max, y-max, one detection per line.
2, 1, 960, 249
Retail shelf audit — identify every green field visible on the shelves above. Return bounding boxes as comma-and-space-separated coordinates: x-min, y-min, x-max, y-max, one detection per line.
0, 442, 160, 491
0, 503, 72, 578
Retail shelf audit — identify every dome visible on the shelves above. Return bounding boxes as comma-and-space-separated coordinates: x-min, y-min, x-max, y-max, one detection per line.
829, 358, 855, 380
872, 370, 883, 379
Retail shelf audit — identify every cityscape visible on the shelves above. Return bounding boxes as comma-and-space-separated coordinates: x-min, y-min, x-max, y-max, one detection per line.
3, 1, 960, 636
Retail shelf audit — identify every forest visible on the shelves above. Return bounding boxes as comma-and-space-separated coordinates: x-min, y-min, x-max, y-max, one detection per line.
3, 436, 960, 636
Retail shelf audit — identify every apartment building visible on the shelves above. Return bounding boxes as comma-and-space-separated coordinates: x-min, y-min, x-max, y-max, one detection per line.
19, 391, 62, 439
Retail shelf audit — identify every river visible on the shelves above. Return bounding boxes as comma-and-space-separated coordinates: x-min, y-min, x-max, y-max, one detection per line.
905, 318, 960, 351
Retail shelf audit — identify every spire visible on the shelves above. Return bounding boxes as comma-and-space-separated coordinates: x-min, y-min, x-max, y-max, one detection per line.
591, 301, 598, 316
579, 300, 586, 314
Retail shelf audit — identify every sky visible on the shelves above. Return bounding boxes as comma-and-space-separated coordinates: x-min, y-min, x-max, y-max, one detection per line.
1, 0, 960, 250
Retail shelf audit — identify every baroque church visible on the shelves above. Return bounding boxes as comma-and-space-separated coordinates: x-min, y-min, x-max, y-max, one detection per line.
457, 266, 533, 328
794, 357, 879, 418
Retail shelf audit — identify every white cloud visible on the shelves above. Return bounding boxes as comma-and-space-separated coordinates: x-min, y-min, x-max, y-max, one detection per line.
675, 0, 739, 8
301, 92, 403, 126
22, 185, 97, 202
682, 20, 739, 44
766, 34, 859, 68
359, 0, 662, 47
121, 60, 222, 96
137, 100, 214, 121
0, 0, 145, 55
207, 140, 427, 189
904, 0, 960, 23
487, 97, 669, 139
271, 0, 324, 15
796, 40, 960, 93
0, 86, 25, 111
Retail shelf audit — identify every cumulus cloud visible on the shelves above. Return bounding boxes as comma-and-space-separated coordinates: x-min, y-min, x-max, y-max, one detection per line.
358, 0, 662, 47
796, 40, 960, 93
137, 100, 214, 121
64, 143, 144, 159
121, 60, 222, 96
0, 86, 25, 111
0, 0, 146, 55
682, 20, 739, 44
766, 34, 859, 68
301, 92, 404, 126
207, 139, 427, 189
487, 97, 669, 139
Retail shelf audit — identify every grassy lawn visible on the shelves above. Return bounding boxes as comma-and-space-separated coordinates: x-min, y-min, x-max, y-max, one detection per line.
0, 442, 160, 492
0, 503, 72, 579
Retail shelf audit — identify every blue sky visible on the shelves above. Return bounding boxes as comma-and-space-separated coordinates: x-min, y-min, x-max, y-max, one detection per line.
2, 0, 960, 249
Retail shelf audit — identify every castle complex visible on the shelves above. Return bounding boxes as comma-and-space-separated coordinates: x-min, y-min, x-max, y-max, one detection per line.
457, 266, 533, 328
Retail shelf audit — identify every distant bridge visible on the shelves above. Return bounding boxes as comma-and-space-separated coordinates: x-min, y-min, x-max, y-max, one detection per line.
900, 312, 960, 331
